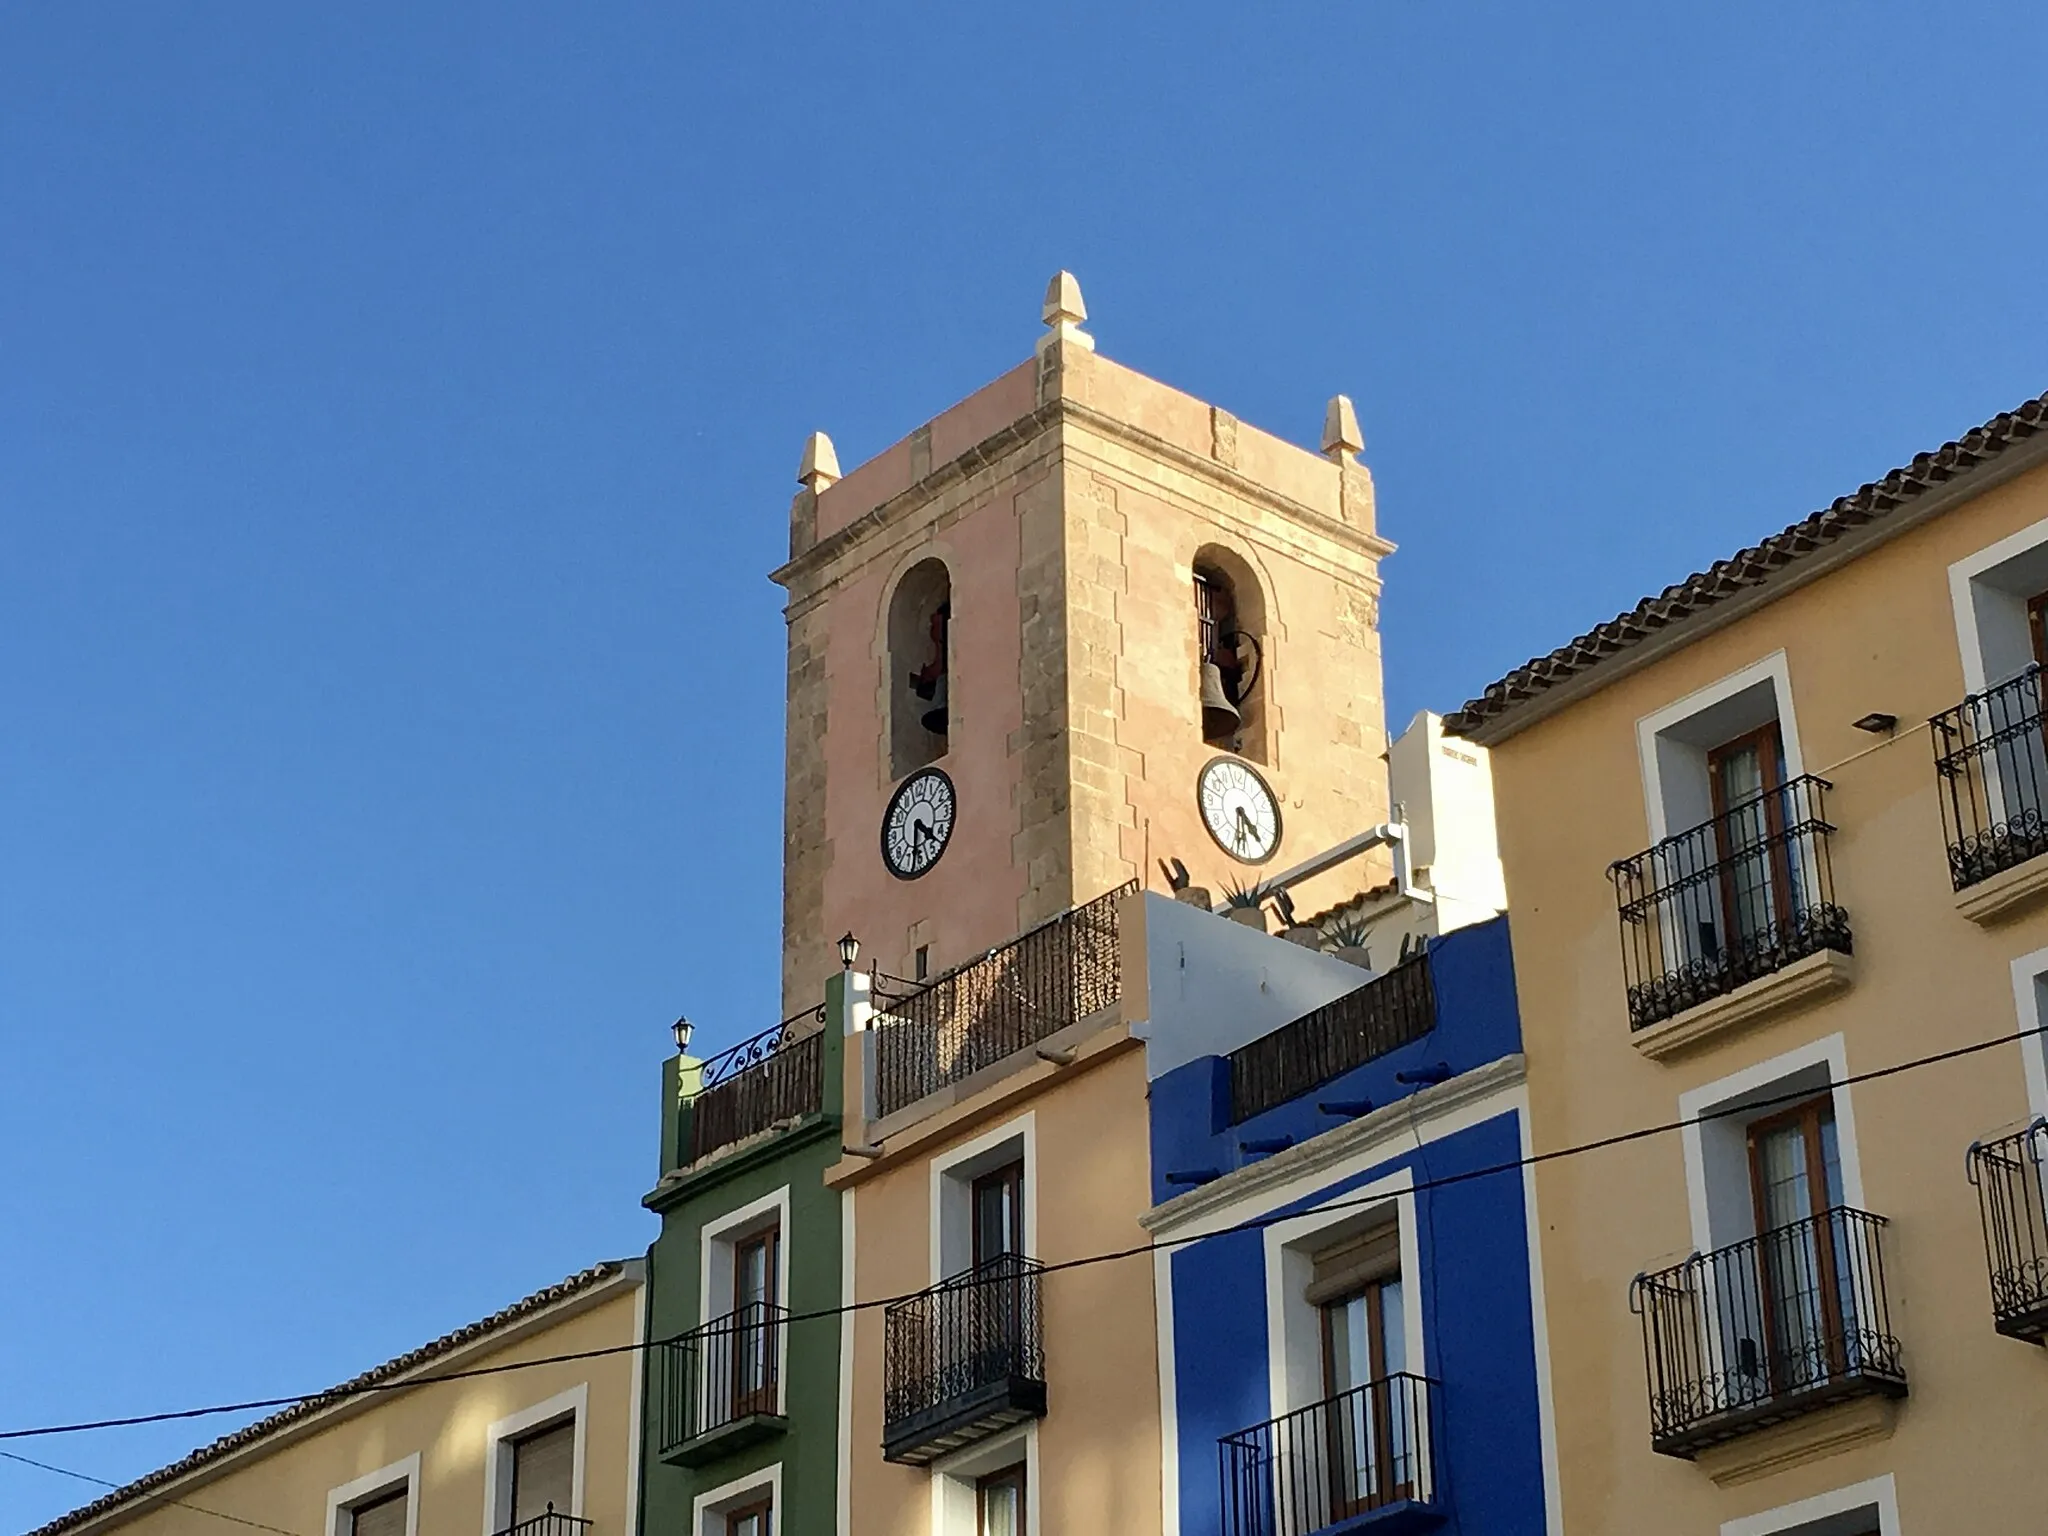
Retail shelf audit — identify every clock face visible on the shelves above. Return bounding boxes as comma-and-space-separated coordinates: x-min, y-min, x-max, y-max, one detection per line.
882, 767, 957, 880
1198, 756, 1282, 865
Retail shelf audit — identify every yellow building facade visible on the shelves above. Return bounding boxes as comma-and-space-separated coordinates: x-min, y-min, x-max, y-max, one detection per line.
27, 1263, 645, 1536
1449, 391, 2048, 1532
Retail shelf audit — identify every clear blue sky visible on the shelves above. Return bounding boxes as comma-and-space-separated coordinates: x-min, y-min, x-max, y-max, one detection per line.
4, 4, 2044, 1527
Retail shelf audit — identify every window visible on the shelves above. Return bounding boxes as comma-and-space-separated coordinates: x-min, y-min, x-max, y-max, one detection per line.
349, 1491, 407, 1536
724, 1499, 772, 1536
975, 1465, 1026, 1536
1746, 1097, 1853, 1394
1312, 1230, 1414, 1515
971, 1161, 1024, 1268
507, 1420, 575, 1528
1192, 547, 1268, 762
889, 558, 952, 778
1705, 720, 1798, 955
691, 1468, 781, 1536
732, 1227, 781, 1417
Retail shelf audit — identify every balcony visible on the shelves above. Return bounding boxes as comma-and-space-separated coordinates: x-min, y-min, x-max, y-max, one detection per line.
1933, 669, 2048, 909
1630, 1207, 1906, 1458
1968, 1121, 2048, 1341
491, 1514, 590, 1536
881, 1254, 1046, 1465
1609, 774, 1850, 1033
872, 881, 1135, 1119
1219, 1374, 1442, 1536
687, 1018, 825, 1164
658, 1304, 787, 1466
1228, 952, 1435, 1125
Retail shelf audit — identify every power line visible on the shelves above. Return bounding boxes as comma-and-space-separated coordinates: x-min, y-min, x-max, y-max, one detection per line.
0, 1449, 308, 1536
3, 1016, 2038, 1449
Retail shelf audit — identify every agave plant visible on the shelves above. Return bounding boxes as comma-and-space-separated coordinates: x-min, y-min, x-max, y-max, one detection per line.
1322, 915, 1373, 966
1220, 874, 1270, 910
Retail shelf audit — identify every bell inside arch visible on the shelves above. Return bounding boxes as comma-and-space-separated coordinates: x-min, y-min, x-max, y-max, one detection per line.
1200, 662, 1240, 739
920, 673, 949, 735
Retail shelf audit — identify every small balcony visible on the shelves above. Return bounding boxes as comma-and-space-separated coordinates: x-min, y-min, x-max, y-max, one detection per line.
872, 881, 1135, 1119
687, 1022, 825, 1165
491, 1513, 590, 1536
1219, 1373, 1442, 1536
1968, 1121, 2048, 1341
1933, 669, 2048, 891
658, 1304, 787, 1466
1609, 774, 1850, 1032
881, 1254, 1046, 1466
1631, 1207, 1906, 1458
1227, 951, 1435, 1125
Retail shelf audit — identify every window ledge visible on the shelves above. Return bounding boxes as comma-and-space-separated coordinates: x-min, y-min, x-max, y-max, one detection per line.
1955, 854, 2048, 926
1632, 950, 1853, 1062
1693, 1394, 1897, 1488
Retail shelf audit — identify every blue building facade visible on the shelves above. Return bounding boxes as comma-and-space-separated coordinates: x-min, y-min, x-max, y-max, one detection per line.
1143, 916, 1552, 1536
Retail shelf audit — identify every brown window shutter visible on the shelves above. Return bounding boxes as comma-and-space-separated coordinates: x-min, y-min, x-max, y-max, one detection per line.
510, 1420, 576, 1526
350, 1490, 408, 1536
1303, 1224, 1402, 1306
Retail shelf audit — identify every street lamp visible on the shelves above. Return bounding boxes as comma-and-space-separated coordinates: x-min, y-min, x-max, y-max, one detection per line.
671, 1016, 693, 1054
838, 932, 860, 970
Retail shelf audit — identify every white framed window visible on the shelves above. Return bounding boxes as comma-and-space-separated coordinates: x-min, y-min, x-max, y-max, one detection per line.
697, 1187, 791, 1425
1949, 514, 2048, 694
1636, 652, 1807, 846
2010, 944, 2048, 1119
1720, 1472, 1898, 1535
691, 1463, 780, 1536
929, 1423, 1038, 1536
326, 1455, 419, 1536
483, 1384, 587, 1536
930, 1114, 1036, 1281
1260, 1170, 1429, 1522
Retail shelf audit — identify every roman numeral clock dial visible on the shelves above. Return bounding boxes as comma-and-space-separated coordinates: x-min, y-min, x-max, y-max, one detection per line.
881, 767, 957, 880
1198, 756, 1281, 865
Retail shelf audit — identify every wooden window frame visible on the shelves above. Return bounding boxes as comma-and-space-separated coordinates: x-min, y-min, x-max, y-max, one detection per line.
971, 1160, 1026, 1269
1746, 1094, 1848, 1391
730, 1226, 780, 1419
723, 1496, 772, 1536
974, 1463, 1027, 1536
1706, 719, 1795, 946
1317, 1277, 1411, 1515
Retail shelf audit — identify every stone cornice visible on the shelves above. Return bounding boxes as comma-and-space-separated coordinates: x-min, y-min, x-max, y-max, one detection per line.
1141, 1053, 1528, 1235
769, 395, 1394, 604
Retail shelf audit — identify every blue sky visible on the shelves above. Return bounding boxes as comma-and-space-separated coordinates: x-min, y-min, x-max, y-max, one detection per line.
3, 3, 2045, 1526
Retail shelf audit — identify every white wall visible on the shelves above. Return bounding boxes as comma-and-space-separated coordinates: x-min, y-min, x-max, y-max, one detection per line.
1387, 711, 1507, 927
1131, 892, 1370, 1080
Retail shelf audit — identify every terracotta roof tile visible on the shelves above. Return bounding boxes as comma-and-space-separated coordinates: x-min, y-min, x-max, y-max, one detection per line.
1445, 390, 2048, 742
23, 1261, 634, 1536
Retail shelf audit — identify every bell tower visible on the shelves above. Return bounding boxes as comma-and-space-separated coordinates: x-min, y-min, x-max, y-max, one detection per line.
771, 275, 1395, 1009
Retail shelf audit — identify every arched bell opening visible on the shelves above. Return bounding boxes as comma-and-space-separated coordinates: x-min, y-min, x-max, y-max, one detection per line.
1193, 547, 1268, 764
889, 558, 952, 779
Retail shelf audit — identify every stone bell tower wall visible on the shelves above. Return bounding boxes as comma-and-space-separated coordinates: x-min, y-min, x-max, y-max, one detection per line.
774, 287, 1397, 1011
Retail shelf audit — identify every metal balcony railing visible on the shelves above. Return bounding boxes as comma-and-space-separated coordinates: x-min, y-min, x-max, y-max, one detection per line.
873, 882, 1134, 1118
687, 1010, 825, 1164
1968, 1121, 2048, 1340
1218, 1373, 1439, 1536
1227, 952, 1436, 1125
490, 1511, 590, 1536
1932, 668, 2048, 891
882, 1253, 1046, 1465
1630, 1207, 1905, 1457
1610, 774, 1850, 1030
658, 1303, 787, 1461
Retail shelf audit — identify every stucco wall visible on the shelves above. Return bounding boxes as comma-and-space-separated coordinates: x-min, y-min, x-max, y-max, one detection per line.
52, 1283, 643, 1536
1487, 456, 2048, 1531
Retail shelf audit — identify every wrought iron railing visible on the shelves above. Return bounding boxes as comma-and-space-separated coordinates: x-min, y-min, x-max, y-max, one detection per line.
883, 1253, 1045, 1433
1609, 774, 1850, 1030
1968, 1120, 2048, 1340
489, 1510, 590, 1536
1630, 1206, 1904, 1456
1218, 1373, 1438, 1536
687, 1007, 825, 1163
1932, 667, 2048, 890
1227, 952, 1435, 1125
873, 882, 1135, 1117
659, 1303, 787, 1454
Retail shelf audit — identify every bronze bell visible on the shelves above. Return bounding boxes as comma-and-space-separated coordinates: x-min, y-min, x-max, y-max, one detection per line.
921, 673, 949, 734
1200, 662, 1239, 739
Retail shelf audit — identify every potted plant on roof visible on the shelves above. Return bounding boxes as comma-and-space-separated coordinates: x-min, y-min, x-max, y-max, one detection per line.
1321, 916, 1374, 969
1220, 875, 1271, 932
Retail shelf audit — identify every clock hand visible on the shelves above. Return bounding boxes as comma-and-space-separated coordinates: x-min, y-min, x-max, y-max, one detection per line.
1235, 807, 1257, 845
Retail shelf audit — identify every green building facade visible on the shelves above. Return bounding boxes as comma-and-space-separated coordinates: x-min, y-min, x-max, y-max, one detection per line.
638, 971, 848, 1535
